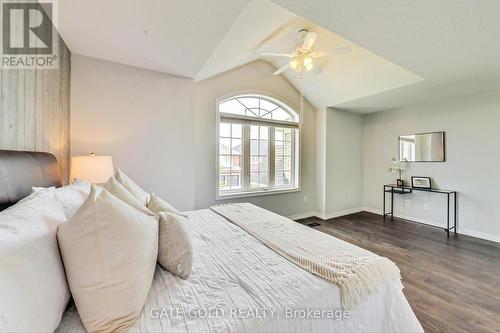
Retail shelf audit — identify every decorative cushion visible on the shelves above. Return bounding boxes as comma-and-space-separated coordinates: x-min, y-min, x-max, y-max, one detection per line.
158, 212, 193, 279
103, 176, 155, 216
147, 193, 181, 215
57, 185, 158, 332
115, 168, 150, 205
0, 193, 69, 332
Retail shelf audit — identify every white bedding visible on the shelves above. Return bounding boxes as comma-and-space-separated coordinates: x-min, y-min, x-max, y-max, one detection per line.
56, 209, 423, 333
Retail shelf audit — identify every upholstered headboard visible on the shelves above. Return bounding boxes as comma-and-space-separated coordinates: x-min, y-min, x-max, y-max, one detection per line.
0, 150, 62, 210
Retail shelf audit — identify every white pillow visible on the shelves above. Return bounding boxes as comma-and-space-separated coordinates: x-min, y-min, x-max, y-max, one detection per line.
0, 194, 70, 332
25, 181, 91, 220
57, 185, 158, 332
115, 168, 150, 205
52, 180, 91, 219
103, 176, 155, 217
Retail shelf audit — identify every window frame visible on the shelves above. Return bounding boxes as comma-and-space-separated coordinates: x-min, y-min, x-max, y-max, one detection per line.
215, 92, 301, 200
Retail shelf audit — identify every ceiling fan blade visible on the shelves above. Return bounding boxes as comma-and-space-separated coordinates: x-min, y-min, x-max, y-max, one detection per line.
302, 31, 317, 51
312, 47, 352, 57
273, 63, 290, 75
260, 52, 295, 58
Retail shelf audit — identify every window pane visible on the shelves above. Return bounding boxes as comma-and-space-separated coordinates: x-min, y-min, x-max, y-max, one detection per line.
231, 139, 242, 155
219, 175, 229, 190
284, 156, 291, 170
219, 99, 245, 115
275, 141, 283, 156
220, 155, 230, 168
250, 125, 259, 139
232, 124, 242, 138
250, 156, 259, 173
239, 97, 259, 109
259, 141, 268, 155
275, 154, 283, 170
220, 123, 230, 137
250, 173, 259, 188
275, 128, 283, 141
247, 108, 259, 117
260, 126, 268, 140
232, 155, 241, 170
220, 138, 230, 154
260, 99, 277, 112
228, 174, 241, 189
250, 140, 259, 155
259, 157, 268, 172
259, 173, 269, 188
275, 173, 284, 186
219, 120, 244, 193
219, 96, 298, 123
283, 171, 292, 185
272, 108, 292, 121
274, 127, 294, 188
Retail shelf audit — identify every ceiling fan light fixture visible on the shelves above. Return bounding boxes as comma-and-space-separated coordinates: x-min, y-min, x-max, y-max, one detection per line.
289, 59, 299, 69
303, 57, 314, 71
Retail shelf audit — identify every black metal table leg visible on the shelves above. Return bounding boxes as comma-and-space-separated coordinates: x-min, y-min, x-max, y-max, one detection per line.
446, 193, 450, 237
383, 186, 386, 221
391, 188, 394, 221
454, 192, 457, 235
382, 184, 457, 237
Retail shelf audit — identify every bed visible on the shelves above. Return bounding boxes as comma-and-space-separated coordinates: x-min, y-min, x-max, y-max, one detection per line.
0, 150, 423, 333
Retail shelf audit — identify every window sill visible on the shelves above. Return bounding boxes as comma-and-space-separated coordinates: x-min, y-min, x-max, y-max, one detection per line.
216, 187, 301, 200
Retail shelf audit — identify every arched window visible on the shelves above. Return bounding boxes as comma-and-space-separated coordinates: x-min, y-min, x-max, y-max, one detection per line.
216, 94, 300, 198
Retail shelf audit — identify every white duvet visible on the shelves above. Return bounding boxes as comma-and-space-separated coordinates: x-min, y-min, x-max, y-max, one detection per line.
56, 209, 423, 333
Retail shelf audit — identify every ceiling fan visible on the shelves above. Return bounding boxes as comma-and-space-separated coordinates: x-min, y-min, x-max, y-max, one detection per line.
260, 29, 352, 76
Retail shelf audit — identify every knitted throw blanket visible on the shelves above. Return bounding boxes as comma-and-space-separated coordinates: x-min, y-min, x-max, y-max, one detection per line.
211, 203, 402, 309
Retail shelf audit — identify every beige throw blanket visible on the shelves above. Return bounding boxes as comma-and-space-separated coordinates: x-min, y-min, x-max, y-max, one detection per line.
211, 203, 402, 309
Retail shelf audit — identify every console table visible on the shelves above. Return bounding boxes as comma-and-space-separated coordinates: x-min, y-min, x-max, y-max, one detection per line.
383, 184, 457, 236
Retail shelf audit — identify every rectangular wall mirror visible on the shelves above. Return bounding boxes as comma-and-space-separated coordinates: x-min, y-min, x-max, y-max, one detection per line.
399, 131, 445, 162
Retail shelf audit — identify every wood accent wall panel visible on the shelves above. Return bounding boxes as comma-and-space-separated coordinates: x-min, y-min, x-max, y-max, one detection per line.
0, 37, 71, 183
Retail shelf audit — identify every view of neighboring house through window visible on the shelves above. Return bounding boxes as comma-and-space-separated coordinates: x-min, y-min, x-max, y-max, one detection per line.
217, 94, 300, 198
218, 123, 242, 191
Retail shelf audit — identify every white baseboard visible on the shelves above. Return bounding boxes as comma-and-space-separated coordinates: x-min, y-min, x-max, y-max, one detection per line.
288, 207, 500, 244
316, 207, 364, 220
362, 206, 500, 244
362, 207, 382, 215
458, 227, 500, 243
287, 211, 317, 221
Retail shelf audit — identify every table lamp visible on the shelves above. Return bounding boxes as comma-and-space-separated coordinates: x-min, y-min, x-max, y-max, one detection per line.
70, 153, 114, 184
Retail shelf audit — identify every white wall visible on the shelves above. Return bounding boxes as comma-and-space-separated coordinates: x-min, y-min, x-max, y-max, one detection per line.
314, 108, 364, 219
325, 108, 364, 216
193, 61, 317, 218
71, 55, 196, 210
72, 54, 499, 242
71, 56, 316, 217
363, 90, 500, 242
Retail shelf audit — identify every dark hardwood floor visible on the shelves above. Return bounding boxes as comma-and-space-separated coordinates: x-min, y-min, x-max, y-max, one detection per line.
298, 212, 500, 333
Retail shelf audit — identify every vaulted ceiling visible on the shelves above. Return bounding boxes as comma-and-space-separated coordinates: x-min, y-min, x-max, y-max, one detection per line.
57, 0, 500, 112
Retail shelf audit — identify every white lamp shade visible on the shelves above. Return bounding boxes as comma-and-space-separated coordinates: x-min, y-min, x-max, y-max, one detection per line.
70, 155, 114, 184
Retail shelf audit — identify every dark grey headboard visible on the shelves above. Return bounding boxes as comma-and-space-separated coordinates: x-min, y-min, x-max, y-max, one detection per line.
0, 150, 62, 210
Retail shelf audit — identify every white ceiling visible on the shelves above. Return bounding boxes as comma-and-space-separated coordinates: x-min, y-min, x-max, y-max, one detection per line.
195, 1, 422, 109
58, 0, 249, 78
56, 0, 500, 112
271, 0, 500, 112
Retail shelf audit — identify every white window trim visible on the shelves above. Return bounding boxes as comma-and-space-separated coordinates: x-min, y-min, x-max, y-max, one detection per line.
214, 92, 302, 200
